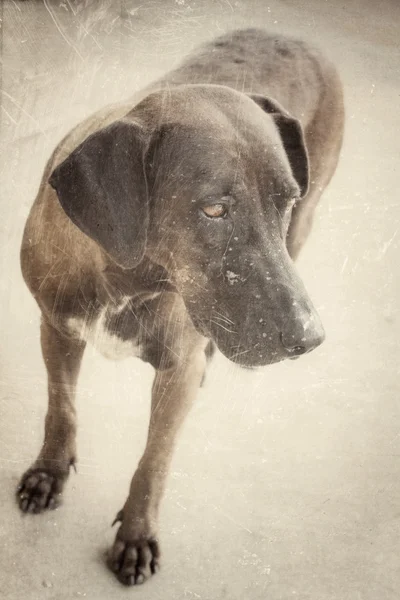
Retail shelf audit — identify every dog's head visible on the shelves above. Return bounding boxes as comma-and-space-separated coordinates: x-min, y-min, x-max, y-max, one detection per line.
50, 84, 324, 367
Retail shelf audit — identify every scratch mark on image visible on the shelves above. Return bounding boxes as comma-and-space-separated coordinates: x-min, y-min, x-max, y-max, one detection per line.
43, 0, 84, 61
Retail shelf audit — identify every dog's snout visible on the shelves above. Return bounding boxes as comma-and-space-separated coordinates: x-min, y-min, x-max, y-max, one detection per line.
280, 314, 325, 357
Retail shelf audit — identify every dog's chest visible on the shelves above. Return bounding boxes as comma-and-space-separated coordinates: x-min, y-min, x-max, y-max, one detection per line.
67, 297, 142, 361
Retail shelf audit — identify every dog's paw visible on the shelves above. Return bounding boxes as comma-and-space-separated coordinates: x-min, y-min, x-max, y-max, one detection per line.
109, 533, 160, 586
16, 468, 66, 514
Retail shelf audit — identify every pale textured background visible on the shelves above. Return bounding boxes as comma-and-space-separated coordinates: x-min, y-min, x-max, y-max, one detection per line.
0, 1, 399, 598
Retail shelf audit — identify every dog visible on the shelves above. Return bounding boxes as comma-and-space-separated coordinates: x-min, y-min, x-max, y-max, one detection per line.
17, 28, 344, 586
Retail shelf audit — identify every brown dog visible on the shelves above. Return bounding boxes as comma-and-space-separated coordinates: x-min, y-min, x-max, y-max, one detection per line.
17, 29, 344, 586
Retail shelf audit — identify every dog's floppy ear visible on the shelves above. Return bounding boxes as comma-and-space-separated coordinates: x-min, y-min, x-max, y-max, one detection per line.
49, 120, 149, 269
248, 93, 309, 197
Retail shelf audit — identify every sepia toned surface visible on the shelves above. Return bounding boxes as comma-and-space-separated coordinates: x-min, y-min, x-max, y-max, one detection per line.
0, 0, 399, 598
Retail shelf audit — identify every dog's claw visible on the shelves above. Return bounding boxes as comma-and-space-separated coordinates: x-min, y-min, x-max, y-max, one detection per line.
47, 496, 57, 510
112, 510, 124, 527
20, 497, 29, 512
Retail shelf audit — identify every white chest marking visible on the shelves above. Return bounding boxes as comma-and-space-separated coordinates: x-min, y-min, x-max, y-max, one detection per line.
67, 298, 141, 361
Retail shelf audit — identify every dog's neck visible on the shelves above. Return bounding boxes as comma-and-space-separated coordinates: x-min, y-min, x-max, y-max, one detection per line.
99, 255, 177, 307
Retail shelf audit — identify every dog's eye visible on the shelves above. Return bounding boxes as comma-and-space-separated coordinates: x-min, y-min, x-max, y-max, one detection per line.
201, 204, 228, 218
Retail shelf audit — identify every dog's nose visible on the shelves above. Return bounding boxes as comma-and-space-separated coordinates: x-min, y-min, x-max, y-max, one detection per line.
280, 317, 325, 357
280, 335, 307, 355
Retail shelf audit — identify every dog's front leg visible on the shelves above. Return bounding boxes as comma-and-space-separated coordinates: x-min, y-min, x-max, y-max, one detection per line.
17, 319, 85, 513
110, 343, 207, 586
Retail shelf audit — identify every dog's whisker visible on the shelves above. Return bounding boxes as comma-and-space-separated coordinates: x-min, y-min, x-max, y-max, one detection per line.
231, 348, 251, 358
209, 319, 237, 334
211, 312, 235, 325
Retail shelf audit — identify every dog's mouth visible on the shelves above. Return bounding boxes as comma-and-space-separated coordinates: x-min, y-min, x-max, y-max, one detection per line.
188, 310, 316, 367
188, 314, 278, 367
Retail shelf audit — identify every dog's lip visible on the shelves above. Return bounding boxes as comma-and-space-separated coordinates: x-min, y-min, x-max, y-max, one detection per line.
191, 316, 303, 365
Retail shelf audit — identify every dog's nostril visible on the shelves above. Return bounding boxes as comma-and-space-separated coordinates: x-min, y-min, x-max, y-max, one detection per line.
291, 345, 307, 355
279, 333, 308, 355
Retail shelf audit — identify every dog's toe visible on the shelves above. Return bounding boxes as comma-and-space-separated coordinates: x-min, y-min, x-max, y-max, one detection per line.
17, 469, 64, 514
109, 536, 160, 586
